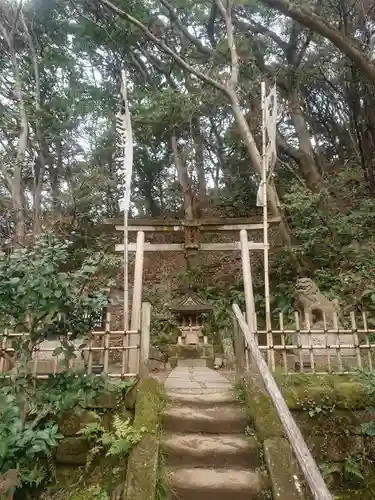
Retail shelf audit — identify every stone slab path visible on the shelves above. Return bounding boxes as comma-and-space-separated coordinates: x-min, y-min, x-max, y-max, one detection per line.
162, 364, 269, 499
165, 365, 233, 394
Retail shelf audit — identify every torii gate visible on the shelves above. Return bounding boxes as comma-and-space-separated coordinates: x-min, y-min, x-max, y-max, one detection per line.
111, 214, 281, 372
112, 81, 278, 373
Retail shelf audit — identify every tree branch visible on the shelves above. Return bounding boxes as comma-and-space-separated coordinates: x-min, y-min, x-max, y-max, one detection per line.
233, 16, 289, 52
215, 0, 239, 89
260, 0, 375, 86
100, 0, 228, 93
159, 0, 213, 56
136, 44, 178, 88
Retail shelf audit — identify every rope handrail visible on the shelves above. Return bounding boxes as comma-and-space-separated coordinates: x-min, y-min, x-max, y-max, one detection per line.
232, 303, 334, 500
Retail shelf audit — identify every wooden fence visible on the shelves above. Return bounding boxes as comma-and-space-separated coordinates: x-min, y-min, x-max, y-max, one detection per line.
246, 310, 375, 374
233, 303, 334, 500
0, 302, 152, 379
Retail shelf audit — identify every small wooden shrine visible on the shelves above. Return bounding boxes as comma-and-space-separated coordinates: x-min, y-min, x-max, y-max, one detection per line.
168, 290, 214, 345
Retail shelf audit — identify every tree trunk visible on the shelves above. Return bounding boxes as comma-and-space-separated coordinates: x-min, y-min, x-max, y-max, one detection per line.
192, 117, 208, 210
11, 178, 25, 246
171, 134, 194, 220
228, 90, 295, 250
288, 88, 323, 192
172, 133, 201, 273
50, 139, 62, 219
32, 155, 43, 239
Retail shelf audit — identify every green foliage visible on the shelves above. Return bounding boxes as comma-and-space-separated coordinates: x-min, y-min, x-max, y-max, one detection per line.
68, 484, 109, 500
232, 381, 246, 403
0, 235, 111, 370
361, 371, 375, 436
200, 283, 246, 347
148, 290, 180, 351
0, 383, 64, 492
321, 456, 364, 484
266, 170, 375, 324
304, 396, 335, 419
0, 373, 131, 494
26, 372, 125, 416
79, 413, 145, 469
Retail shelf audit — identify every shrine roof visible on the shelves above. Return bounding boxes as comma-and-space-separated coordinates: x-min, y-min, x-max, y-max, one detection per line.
168, 291, 214, 314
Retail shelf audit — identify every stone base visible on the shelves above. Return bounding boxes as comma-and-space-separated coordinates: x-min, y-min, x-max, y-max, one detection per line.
169, 343, 214, 359
168, 343, 214, 369
292, 354, 358, 372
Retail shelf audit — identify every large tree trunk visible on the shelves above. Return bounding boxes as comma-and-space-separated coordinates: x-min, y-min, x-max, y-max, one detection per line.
172, 133, 201, 274
228, 91, 295, 249
288, 88, 323, 192
172, 134, 194, 221
0, 16, 28, 246
11, 176, 25, 246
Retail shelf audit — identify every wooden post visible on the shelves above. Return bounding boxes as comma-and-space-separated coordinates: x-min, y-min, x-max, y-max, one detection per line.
261, 82, 273, 370
131, 231, 145, 330
139, 302, 151, 378
240, 230, 255, 332
129, 231, 145, 374
233, 313, 246, 381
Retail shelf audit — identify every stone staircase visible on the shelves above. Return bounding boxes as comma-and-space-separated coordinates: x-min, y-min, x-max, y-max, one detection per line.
161, 363, 270, 500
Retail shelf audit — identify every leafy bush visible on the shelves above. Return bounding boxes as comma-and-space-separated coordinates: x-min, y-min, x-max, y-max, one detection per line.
148, 290, 180, 351
320, 456, 364, 485
268, 170, 375, 323
79, 413, 145, 468
0, 373, 135, 495
200, 283, 246, 347
0, 234, 111, 371
0, 388, 62, 490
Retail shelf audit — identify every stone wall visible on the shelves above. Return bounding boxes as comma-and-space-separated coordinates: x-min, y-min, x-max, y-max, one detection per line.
55, 388, 136, 466
281, 379, 374, 463
243, 373, 375, 500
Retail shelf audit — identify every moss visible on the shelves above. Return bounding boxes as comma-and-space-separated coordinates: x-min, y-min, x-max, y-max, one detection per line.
282, 382, 367, 410
307, 434, 363, 462
66, 484, 109, 500
58, 410, 99, 437
331, 463, 375, 500
243, 374, 284, 441
39, 455, 127, 500
133, 378, 165, 432
55, 437, 90, 465
275, 372, 359, 389
264, 437, 310, 500
124, 378, 164, 500
292, 409, 362, 437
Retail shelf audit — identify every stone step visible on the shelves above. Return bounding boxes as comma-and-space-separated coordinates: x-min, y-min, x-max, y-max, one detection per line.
161, 433, 261, 468
167, 390, 238, 408
177, 358, 209, 368
167, 467, 266, 500
169, 344, 214, 359
162, 405, 248, 434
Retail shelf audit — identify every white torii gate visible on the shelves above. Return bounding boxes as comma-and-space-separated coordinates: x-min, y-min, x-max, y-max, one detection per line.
116, 79, 278, 374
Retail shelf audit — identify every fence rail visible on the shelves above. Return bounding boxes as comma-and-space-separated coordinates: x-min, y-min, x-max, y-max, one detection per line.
0, 303, 152, 379
243, 309, 375, 374
232, 303, 334, 500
